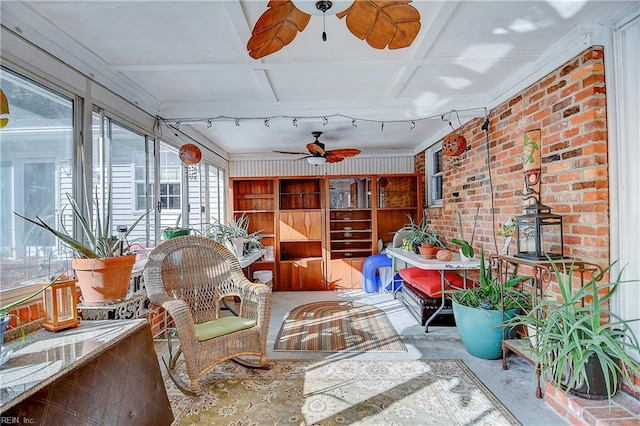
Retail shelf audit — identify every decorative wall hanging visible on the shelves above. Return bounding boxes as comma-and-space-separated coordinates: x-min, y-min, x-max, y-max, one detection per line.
442, 109, 467, 157
443, 133, 467, 157
522, 129, 541, 204
0, 89, 9, 129
179, 143, 202, 165
247, 0, 421, 59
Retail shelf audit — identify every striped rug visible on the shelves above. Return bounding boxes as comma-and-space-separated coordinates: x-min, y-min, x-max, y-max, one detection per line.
274, 301, 407, 352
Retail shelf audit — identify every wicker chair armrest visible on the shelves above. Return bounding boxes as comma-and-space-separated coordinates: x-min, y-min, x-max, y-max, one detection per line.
153, 297, 197, 339
235, 278, 272, 325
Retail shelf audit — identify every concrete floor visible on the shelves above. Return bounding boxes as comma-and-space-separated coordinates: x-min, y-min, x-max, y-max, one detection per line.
266, 289, 567, 426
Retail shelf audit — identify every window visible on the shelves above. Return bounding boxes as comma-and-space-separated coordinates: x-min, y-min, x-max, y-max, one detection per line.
159, 183, 181, 209
426, 142, 443, 207
92, 113, 155, 251
0, 68, 74, 292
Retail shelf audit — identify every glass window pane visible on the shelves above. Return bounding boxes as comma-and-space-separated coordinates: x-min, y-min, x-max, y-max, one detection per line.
92, 116, 153, 256
159, 142, 182, 237
0, 69, 74, 290
426, 142, 443, 207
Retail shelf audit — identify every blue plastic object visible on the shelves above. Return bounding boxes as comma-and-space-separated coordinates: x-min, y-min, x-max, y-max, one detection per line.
362, 254, 401, 293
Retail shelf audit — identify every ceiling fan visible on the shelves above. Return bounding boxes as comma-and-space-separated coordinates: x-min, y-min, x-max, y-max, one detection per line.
275, 131, 361, 164
247, 0, 421, 59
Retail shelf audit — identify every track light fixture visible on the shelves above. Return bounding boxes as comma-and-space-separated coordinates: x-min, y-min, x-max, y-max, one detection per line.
158, 107, 488, 134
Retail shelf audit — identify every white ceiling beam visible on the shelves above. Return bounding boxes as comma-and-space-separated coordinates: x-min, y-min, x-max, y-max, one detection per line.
387, 0, 461, 98
111, 54, 538, 73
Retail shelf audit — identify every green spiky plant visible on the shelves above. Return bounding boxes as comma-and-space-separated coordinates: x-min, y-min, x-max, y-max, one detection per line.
447, 249, 532, 311
14, 191, 150, 259
402, 213, 445, 251
204, 213, 263, 255
505, 258, 640, 401
451, 206, 480, 259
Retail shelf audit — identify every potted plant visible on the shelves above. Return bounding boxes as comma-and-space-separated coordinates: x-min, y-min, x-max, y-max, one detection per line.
402, 214, 445, 256
451, 207, 479, 261
163, 214, 191, 240
447, 250, 532, 360
14, 192, 150, 306
506, 259, 640, 401
204, 214, 262, 258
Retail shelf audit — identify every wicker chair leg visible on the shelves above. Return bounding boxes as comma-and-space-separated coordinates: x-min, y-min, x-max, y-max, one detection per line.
162, 356, 201, 396
232, 357, 271, 370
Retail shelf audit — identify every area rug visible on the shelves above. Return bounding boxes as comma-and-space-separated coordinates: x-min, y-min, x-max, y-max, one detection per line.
166, 358, 521, 425
273, 301, 407, 352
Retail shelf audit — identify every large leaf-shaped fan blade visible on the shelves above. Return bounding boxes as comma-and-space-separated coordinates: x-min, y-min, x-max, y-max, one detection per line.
0, 88, 9, 129
273, 150, 309, 155
306, 142, 326, 156
326, 148, 361, 163
247, 0, 311, 59
337, 0, 420, 49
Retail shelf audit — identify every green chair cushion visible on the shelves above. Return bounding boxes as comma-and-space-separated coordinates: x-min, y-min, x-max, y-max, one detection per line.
195, 316, 257, 342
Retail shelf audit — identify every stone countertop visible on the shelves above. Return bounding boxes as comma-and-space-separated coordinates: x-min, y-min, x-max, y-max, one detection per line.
0, 319, 146, 410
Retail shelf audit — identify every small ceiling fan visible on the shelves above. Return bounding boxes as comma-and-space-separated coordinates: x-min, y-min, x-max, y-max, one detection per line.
275, 131, 361, 164
247, 0, 421, 59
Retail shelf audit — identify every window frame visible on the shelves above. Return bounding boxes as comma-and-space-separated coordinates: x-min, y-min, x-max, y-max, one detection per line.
425, 141, 444, 207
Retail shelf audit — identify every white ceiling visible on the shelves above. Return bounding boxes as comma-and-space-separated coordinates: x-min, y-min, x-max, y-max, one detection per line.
1, 0, 634, 160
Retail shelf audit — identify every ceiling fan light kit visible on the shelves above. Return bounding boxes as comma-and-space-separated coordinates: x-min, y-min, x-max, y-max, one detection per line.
307, 156, 327, 166
293, 0, 351, 15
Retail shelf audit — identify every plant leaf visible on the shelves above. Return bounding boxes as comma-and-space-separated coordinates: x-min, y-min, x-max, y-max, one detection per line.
247, 0, 311, 59
337, 0, 421, 49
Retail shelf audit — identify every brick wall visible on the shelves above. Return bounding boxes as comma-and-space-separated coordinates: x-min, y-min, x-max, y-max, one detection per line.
417, 46, 609, 275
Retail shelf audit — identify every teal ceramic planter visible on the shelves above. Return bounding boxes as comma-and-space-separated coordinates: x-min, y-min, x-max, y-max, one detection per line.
452, 300, 519, 360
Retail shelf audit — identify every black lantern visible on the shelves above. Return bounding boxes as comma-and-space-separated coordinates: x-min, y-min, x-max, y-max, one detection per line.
515, 201, 564, 260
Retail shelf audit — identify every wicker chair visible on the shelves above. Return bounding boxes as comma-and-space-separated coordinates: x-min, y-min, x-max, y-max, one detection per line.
143, 236, 272, 395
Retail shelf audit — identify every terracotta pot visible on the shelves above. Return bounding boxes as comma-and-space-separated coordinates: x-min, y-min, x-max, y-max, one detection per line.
72, 255, 136, 306
418, 244, 439, 259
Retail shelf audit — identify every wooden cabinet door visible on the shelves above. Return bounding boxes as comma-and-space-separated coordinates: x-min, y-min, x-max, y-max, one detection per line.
277, 259, 325, 290
279, 211, 322, 240
299, 259, 325, 290
329, 258, 365, 290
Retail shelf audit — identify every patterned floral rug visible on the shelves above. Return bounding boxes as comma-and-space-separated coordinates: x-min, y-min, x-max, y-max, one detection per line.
273, 301, 407, 352
166, 359, 520, 425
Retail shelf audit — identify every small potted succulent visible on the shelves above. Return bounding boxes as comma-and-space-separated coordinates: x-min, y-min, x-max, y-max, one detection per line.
204, 214, 263, 258
402, 214, 445, 257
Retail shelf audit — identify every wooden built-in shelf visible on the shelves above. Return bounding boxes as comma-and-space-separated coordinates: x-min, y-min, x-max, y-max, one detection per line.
231, 174, 422, 291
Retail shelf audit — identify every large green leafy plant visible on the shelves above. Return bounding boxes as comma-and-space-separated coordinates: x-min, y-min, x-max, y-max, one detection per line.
15, 192, 149, 259
447, 250, 532, 311
506, 259, 640, 401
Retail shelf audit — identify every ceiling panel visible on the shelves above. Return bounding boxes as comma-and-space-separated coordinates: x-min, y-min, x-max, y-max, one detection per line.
1, 0, 635, 158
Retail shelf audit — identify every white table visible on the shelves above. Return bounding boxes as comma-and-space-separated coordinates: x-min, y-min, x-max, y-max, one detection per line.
238, 249, 266, 269
386, 247, 481, 332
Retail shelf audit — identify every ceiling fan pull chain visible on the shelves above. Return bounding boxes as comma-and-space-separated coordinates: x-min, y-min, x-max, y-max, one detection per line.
322, 13, 327, 42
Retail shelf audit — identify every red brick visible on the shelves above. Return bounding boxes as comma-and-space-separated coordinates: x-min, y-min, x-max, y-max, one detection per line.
561, 82, 582, 98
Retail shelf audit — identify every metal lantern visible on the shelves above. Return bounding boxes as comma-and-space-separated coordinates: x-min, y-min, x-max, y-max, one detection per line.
515, 201, 564, 260
42, 275, 80, 332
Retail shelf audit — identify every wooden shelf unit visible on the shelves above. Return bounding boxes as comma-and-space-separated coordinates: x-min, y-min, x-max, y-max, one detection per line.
230, 174, 422, 291
232, 178, 277, 283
